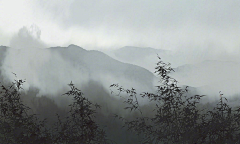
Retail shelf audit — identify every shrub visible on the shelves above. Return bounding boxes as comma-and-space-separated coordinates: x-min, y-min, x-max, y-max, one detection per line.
0, 80, 110, 143
52, 81, 110, 143
110, 56, 240, 144
0, 79, 51, 143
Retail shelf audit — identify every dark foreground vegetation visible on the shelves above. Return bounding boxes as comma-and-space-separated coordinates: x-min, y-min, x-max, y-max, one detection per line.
1, 56, 240, 143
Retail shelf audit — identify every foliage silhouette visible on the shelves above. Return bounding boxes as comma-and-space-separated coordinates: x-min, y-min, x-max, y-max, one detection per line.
2, 55, 240, 143
0, 79, 110, 143
52, 81, 110, 144
0, 79, 51, 143
110, 56, 240, 144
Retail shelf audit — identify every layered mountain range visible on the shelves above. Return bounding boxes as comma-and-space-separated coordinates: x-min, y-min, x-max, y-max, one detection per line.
103, 46, 240, 103
0, 44, 239, 105
0, 45, 157, 99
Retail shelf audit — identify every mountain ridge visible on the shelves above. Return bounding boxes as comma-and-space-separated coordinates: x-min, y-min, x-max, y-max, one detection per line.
0, 44, 157, 98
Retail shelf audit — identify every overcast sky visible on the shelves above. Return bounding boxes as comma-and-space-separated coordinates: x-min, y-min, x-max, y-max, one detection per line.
0, 0, 240, 53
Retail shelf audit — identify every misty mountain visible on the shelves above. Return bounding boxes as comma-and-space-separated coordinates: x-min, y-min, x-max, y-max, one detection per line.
101, 46, 240, 103
171, 60, 240, 100
102, 46, 218, 73
50, 44, 157, 89
113, 46, 167, 61
0, 45, 157, 98
102, 46, 240, 74
172, 60, 240, 86
102, 46, 171, 73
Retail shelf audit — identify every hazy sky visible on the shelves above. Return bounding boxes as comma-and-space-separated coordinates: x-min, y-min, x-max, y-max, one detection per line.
0, 0, 240, 53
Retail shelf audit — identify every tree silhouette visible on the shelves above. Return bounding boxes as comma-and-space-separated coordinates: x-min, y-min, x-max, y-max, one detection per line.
0, 79, 110, 143
0, 79, 51, 143
110, 56, 240, 143
2, 55, 240, 143
52, 81, 110, 143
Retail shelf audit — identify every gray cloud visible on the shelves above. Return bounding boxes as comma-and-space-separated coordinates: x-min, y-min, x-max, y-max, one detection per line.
67, 0, 240, 28
0, 0, 240, 52
55, 0, 240, 51
0, 0, 240, 105
10, 24, 46, 49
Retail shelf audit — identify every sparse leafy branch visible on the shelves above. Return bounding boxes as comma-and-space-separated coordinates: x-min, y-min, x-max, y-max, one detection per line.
0, 78, 113, 143
110, 84, 141, 114
203, 95, 240, 143
2, 55, 240, 143
110, 56, 240, 143
53, 81, 110, 144
0, 79, 51, 143
110, 56, 207, 143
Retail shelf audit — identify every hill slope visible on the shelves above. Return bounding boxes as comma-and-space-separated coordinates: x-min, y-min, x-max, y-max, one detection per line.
0, 45, 157, 97
171, 60, 240, 100
102, 46, 170, 73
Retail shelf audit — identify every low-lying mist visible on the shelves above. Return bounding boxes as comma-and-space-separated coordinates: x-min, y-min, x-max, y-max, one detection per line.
102, 46, 240, 104
0, 26, 156, 102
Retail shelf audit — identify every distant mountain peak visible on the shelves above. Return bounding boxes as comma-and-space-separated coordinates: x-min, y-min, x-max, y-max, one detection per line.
48, 44, 86, 52
68, 44, 82, 48
67, 44, 86, 51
